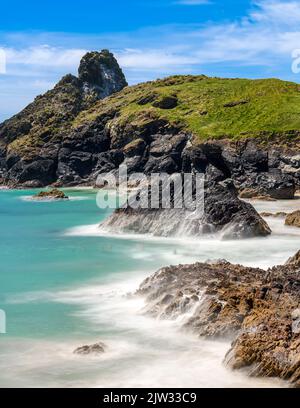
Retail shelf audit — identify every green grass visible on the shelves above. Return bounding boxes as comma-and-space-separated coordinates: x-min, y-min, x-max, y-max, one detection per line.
7, 75, 300, 158
74, 75, 300, 143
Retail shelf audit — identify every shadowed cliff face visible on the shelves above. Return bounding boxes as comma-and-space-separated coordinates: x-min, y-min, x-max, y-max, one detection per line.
78, 50, 128, 99
0, 50, 127, 187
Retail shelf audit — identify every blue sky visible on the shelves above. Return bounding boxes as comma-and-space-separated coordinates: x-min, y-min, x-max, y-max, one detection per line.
1, 0, 300, 121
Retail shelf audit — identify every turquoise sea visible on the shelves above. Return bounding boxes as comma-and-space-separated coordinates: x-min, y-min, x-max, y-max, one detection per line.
0, 188, 299, 387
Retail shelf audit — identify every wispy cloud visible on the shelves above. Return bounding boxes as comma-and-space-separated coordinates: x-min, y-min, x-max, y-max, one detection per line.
250, 0, 300, 24
6, 45, 87, 68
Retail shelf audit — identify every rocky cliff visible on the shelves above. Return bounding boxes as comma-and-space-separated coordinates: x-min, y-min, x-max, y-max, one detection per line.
0, 49, 127, 187
0, 51, 299, 195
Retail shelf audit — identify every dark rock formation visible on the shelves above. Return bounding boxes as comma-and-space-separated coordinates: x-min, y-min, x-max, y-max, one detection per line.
242, 171, 295, 200
73, 342, 106, 355
100, 178, 271, 239
152, 95, 178, 109
0, 50, 127, 187
78, 50, 127, 99
137, 255, 300, 386
219, 141, 296, 199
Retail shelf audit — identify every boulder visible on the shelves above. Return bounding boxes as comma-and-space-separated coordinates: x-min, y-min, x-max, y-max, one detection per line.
123, 139, 147, 158
205, 181, 271, 239
34, 189, 69, 200
8, 159, 57, 187
99, 178, 271, 239
238, 171, 295, 200
285, 211, 300, 228
181, 145, 208, 173
73, 342, 106, 355
286, 250, 300, 267
255, 171, 295, 199
152, 95, 178, 109
239, 188, 275, 201
240, 142, 268, 173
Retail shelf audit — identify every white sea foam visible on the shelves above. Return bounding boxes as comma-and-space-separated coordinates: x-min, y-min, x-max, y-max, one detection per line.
63, 226, 299, 270
19, 195, 91, 202
1, 274, 286, 388
2, 198, 298, 388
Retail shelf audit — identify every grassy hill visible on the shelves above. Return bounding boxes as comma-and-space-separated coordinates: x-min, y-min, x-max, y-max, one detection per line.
4, 74, 300, 160
73, 75, 300, 143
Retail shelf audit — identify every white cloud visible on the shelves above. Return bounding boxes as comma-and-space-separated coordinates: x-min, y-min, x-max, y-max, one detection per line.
117, 48, 198, 69
251, 0, 300, 24
5, 45, 87, 68
0, 48, 6, 74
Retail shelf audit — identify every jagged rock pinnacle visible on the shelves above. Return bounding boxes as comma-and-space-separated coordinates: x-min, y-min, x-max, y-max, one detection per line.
78, 49, 128, 99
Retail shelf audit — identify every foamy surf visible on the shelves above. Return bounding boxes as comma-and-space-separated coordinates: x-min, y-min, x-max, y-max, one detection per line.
63, 222, 300, 270
0, 190, 297, 388
19, 195, 92, 202
1, 275, 286, 388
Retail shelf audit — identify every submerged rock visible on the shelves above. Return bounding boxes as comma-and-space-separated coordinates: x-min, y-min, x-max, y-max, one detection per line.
34, 189, 69, 200
260, 211, 287, 218
73, 342, 106, 355
137, 253, 300, 386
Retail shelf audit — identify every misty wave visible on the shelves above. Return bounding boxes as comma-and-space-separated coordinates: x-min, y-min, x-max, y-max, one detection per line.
1, 275, 286, 388
19, 195, 91, 202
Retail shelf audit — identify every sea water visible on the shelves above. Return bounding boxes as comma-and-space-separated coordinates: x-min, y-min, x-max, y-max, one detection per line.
0, 189, 298, 388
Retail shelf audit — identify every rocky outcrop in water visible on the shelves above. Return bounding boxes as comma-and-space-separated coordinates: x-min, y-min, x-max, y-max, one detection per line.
137, 255, 300, 386
34, 189, 69, 201
73, 342, 106, 355
99, 178, 271, 239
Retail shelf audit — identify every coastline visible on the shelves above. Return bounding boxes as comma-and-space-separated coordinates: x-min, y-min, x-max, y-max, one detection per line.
0, 189, 299, 387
